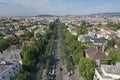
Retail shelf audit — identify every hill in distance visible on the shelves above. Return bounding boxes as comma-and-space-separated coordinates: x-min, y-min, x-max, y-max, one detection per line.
87, 12, 120, 17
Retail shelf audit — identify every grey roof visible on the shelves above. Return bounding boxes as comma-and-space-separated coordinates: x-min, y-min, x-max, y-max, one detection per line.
0, 65, 9, 73
92, 38, 106, 43
101, 62, 120, 75
0, 52, 22, 61
84, 36, 92, 41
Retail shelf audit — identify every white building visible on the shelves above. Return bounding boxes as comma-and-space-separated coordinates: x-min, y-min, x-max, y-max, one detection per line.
94, 62, 120, 80
116, 29, 120, 38
2, 44, 22, 65
0, 57, 21, 80
67, 27, 78, 36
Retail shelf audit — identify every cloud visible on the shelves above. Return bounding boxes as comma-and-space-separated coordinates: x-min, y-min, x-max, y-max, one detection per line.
4, 0, 79, 15
0, 0, 119, 16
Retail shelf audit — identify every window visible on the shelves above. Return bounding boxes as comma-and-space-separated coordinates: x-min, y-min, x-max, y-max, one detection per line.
9, 76, 12, 79
13, 67, 15, 70
2, 76, 5, 80
9, 71, 11, 74
14, 71, 16, 74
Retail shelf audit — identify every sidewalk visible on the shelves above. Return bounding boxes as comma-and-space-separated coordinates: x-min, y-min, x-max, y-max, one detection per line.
42, 69, 47, 80
73, 65, 84, 80
62, 64, 70, 80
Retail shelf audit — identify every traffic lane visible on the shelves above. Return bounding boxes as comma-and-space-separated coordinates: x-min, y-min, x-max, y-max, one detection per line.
52, 26, 63, 80
54, 50, 62, 80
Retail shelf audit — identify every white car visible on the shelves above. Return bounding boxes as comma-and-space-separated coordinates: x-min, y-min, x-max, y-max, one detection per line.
52, 69, 55, 75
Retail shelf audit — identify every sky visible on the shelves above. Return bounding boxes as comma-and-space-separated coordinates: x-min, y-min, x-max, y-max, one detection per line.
0, 0, 120, 16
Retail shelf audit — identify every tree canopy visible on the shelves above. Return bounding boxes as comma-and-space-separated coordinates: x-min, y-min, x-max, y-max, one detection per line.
107, 39, 116, 49
108, 49, 120, 64
78, 58, 95, 80
107, 22, 120, 31
22, 44, 38, 71
13, 71, 31, 80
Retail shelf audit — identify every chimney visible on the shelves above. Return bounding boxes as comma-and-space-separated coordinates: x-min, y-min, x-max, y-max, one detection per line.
102, 44, 105, 53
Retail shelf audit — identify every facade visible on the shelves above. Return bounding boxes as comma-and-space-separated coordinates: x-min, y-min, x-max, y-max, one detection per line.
0, 58, 20, 80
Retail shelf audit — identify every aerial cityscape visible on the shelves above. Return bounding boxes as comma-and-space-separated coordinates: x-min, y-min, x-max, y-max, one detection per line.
0, 0, 120, 80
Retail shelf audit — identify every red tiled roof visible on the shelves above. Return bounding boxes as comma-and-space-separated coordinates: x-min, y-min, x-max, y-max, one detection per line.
102, 26, 113, 32
85, 48, 111, 60
23, 41, 34, 45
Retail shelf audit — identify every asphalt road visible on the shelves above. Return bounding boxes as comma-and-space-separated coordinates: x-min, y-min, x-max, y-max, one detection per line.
31, 24, 63, 80
53, 25, 63, 80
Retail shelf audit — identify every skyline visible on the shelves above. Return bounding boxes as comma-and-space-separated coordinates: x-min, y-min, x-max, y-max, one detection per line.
0, 0, 120, 16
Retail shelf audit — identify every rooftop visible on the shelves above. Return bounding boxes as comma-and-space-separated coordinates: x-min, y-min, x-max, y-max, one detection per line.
23, 40, 34, 45
85, 48, 111, 60
92, 38, 106, 43
0, 61, 13, 75
0, 52, 22, 61
101, 62, 120, 75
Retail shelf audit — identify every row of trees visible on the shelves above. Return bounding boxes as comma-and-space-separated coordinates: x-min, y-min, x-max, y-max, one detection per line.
14, 21, 56, 80
37, 34, 55, 80
60, 22, 95, 80
63, 29, 84, 64
59, 23, 71, 71
37, 21, 57, 80
21, 27, 53, 71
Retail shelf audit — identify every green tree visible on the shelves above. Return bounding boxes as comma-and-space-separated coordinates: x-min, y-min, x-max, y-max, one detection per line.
77, 27, 88, 35
49, 22, 57, 30
108, 49, 120, 64
13, 71, 31, 80
0, 33, 4, 38
107, 39, 116, 48
81, 20, 86, 27
0, 39, 10, 53
78, 58, 95, 80
19, 25, 26, 30
22, 45, 37, 71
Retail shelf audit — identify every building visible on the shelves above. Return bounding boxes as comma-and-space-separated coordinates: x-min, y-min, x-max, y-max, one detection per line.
34, 28, 45, 38
23, 40, 34, 46
1, 44, 22, 64
94, 62, 120, 80
67, 27, 78, 36
100, 26, 115, 40
15, 30, 25, 37
116, 29, 120, 38
78, 35, 92, 42
85, 48, 111, 66
0, 57, 20, 80
85, 48, 111, 60
91, 38, 107, 45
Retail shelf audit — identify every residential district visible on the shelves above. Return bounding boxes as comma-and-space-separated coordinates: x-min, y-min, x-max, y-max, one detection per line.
0, 16, 120, 80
